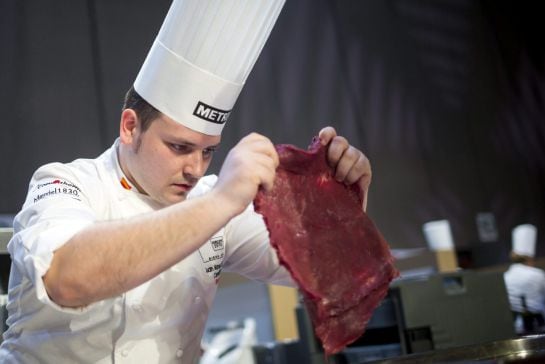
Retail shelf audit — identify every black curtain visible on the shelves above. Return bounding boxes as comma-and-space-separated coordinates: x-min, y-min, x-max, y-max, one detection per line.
1, 0, 544, 262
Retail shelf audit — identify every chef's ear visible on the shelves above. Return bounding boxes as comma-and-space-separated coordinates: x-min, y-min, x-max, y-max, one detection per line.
119, 109, 139, 144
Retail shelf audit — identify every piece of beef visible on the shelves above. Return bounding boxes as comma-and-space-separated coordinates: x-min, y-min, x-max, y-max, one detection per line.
254, 137, 399, 355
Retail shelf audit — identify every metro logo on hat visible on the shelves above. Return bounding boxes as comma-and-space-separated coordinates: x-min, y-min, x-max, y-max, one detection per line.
134, 0, 285, 136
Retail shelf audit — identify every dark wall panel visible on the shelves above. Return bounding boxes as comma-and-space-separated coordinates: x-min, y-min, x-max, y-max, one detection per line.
92, 0, 171, 146
1, 1, 102, 211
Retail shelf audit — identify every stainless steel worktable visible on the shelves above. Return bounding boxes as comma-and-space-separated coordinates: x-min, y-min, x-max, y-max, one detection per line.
373, 334, 545, 363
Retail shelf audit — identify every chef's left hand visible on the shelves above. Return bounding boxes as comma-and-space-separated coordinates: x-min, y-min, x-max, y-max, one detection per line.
318, 126, 372, 211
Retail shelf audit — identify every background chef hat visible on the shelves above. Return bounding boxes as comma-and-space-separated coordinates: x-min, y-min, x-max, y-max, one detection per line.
512, 224, 537, 257
422, 219, 455, 251
134, 0, 285, 136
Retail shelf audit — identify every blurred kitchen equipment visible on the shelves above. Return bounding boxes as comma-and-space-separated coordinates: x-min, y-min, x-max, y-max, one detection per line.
285, 270, 515, 363
201, 318, 257, 364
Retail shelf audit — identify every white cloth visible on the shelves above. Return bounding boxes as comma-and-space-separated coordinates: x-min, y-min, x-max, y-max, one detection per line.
0, 139, 291, 364
504, 263, 545, 314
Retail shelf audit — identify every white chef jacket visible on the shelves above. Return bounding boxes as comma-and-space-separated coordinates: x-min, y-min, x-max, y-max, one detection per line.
504, 263, 545, 314
0, 139, 291, 364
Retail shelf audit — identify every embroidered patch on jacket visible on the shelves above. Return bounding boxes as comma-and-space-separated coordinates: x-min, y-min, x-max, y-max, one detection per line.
120, 177, 132, 190
30, 179, 82, 204
198, 235, 225, 279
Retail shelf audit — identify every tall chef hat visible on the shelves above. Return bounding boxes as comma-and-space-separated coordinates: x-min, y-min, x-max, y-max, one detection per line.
134, 0, 285, 136
422, 219, 455, 251
512, 224, 537, 257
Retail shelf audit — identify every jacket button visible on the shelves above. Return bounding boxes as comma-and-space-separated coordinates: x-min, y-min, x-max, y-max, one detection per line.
176, 348, 184, 358
194, 296, 201, 304
121, 349, 129, 357
132, 304, 143, 312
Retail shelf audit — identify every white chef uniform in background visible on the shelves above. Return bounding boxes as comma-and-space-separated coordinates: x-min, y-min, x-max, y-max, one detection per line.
503, 224, 545, 325
0, 0, 287, 363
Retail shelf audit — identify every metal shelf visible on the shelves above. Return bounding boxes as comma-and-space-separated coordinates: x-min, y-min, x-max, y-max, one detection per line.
0, 228, 12, 255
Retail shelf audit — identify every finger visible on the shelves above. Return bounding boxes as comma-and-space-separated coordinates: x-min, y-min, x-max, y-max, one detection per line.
268, 145, 279, 169
259, 169, 276, 191
326, 136, 349, 167
318, 126, 337, 146
334, 147, 360, 182
357, 160, 372, 212
344, 153, 371, 185
251, 154, 278, 191
362, 189, 369, 212
242, 133, 279, 169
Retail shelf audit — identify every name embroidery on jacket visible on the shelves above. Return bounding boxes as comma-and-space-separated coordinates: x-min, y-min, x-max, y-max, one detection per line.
198, 235, 225, 279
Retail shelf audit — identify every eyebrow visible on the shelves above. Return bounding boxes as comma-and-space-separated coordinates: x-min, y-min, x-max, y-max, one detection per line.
168, 138, 220, 150
204, 143, 221, 150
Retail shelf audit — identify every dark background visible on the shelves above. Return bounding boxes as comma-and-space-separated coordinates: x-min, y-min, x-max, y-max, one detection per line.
1, 0, 544, 263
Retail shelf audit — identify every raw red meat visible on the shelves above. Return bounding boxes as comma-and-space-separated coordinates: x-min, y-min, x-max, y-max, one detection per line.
254, 137, 399, 355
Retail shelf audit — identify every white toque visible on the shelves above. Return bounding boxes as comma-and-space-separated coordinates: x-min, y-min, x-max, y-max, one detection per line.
135, 0, 285, 136
423, 219, 455, 251
512, 224, 537, 257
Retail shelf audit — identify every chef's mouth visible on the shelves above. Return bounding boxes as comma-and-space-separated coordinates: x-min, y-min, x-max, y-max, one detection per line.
172, 183, 194, 191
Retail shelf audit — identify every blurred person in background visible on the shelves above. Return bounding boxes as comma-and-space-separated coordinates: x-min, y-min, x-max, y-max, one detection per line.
504, 224, 545, 334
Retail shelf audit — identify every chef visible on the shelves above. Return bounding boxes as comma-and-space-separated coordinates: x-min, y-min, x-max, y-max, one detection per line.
504, 224, 545, 333
0, 0, 372, 363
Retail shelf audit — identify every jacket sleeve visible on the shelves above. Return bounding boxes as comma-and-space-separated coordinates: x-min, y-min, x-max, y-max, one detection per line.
8, 162, 108, 313
222, 203, 295, 287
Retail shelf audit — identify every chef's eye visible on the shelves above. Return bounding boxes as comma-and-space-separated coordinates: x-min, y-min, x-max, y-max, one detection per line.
202, 147, 216, 159
169, 143, 192, 154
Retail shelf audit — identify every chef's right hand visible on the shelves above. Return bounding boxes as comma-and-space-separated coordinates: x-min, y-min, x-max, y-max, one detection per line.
213, 133, 279, 216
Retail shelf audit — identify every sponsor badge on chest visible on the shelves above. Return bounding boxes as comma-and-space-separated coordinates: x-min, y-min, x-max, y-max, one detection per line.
198, 233, 225, 279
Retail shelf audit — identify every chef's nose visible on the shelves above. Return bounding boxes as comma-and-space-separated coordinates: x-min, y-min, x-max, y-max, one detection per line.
183, 150, 205, 178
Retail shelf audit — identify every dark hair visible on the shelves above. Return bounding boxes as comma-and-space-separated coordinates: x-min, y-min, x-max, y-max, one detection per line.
510, 251, 532, 264
122, 87, 161, 132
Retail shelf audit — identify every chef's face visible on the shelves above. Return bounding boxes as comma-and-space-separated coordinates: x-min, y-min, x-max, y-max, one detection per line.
120, 111, 221, 207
